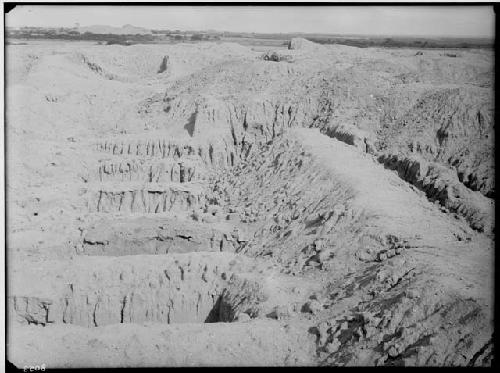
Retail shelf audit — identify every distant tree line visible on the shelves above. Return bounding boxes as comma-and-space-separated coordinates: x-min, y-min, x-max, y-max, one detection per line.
306, 37, 493, 49
5, 29, 221, 44
6, 29, 156, 44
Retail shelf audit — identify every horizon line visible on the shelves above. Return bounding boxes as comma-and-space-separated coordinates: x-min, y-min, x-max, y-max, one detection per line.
6, 24, 495, 40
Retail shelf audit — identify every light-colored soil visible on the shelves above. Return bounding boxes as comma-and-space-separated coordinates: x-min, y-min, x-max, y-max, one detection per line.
6, 39, 494, 367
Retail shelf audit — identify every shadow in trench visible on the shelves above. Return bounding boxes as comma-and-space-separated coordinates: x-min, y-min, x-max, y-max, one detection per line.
205, 296, 223, 323
184, 111, 197, 137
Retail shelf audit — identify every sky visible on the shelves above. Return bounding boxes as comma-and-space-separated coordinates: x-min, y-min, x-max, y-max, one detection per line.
5, 5, 495, 38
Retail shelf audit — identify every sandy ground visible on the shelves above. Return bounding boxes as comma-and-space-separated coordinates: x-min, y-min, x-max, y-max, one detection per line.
5, 38, 494, 367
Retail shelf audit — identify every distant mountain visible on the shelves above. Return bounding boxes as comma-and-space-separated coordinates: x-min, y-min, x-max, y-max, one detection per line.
77, 24, 152, 35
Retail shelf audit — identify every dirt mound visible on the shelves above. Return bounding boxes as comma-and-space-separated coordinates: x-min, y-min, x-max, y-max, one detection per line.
288, 37, 322, 51
377, 86, 494, 198
71, 42, 255, 81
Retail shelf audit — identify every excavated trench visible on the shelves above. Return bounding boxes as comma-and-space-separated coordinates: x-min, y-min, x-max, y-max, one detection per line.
10, 254, 246, 327
8, 117, 494, 368
80, 216, 242, 255
96, 158, 207, 183
10, 127, 483, 331
86, 137, 238, 214
43, 129, 368, 330
9, 134, 263, 329
94, 138, 236, 168
88, 183, 206, 214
